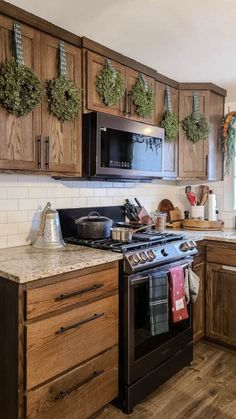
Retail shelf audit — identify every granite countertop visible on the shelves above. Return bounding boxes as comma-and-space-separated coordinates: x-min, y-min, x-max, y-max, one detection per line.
0, 244, 123, 284
171, 228, 236, 244
1, 228, 236, 284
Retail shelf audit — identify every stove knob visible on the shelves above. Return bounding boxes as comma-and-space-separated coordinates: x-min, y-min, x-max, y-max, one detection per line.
161, 248, 168, 257
147, 250, 156, 260
140, 252, 148, 262
179, 242, 190, 252
189, 240, 197, 249
129, 254, 141, 265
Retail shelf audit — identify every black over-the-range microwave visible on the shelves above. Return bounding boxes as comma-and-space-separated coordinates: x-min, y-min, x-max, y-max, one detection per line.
82, 112, 165, 181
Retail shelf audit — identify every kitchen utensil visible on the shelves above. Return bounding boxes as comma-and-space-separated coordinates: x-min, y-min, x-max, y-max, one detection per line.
75, 211, 113, 239
110, 224, 155, 242
200, 185, 209, 206
32, 202, 65, 249
186, 191, 197, 206
158, 199, 174, 222
185, 186, 191, 194
134, 197, 142, 208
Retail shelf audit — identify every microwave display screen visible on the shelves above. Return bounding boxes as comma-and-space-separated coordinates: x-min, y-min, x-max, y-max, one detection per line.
100, 127, 162, 172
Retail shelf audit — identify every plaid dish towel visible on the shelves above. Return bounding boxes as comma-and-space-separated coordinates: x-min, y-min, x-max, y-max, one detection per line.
149, 271, 169, 336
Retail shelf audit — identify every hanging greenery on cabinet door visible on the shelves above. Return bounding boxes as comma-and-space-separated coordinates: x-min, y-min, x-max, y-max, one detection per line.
131, 74, 154, 118
181, 92, 210, 143
160, 86, 179, 142
0, 21, 42, 117
222, 111, 236, 175
46, 41, 81, 122
96, 59, 125, 106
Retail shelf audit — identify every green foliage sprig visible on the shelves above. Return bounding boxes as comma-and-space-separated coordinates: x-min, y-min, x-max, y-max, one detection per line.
131, 74, 154, 118
160, 111, 179, 142
46, 75, 81, 122
0, 59, 42, 117
96, 60, 125, 106
181, 112, 210, 143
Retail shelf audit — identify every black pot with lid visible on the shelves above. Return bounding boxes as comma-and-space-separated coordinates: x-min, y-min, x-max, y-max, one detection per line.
75, 211, 113, 239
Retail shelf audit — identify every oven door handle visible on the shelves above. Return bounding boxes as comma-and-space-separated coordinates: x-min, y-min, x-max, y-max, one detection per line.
129, 258, 193, 286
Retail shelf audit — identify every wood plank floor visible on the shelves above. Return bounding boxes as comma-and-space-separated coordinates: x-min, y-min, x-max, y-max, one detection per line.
94, 342, 236, 419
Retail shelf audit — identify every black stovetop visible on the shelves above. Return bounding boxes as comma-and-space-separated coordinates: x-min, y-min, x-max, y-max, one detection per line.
65, 231, 184, 253
58, 205, 184, 254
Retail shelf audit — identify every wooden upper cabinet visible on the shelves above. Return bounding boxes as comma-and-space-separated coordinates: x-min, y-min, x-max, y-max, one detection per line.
41, 34, 82, 174
179, 90, 209, 179
0, 15, 41, 171
155, 82, 178, 177
206, 262, 236, 348
86, 51, 126, 117
85, 51, 155, 124
125, 68, 155, 125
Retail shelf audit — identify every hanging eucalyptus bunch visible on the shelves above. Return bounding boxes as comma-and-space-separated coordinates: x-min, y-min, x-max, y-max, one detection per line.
96, 59, 125, 106
222, 112, 236, 175
131, 74, 154, 118
0, 21, 42, 117
160, 86, 179, 142
46, 41, 81, 122
181, 92, 210, 143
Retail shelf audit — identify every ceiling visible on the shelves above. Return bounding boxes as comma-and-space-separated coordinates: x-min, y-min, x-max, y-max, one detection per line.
7, 0, 236, 101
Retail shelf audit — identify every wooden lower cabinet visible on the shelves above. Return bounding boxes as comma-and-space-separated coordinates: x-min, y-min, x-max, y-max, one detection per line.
26, 347, 118, 419
206, 262, 236, 348
193, 261, 205, 342
0, 261, 119, 419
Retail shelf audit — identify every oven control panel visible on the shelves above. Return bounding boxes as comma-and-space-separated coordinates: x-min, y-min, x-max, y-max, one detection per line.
124, 240, 197, 273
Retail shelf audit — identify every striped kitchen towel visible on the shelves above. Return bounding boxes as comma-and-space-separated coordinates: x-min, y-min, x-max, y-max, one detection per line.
149, 271, 169, 336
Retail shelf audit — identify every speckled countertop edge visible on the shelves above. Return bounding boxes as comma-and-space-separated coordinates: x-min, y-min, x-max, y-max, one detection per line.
0, 244, 123, 284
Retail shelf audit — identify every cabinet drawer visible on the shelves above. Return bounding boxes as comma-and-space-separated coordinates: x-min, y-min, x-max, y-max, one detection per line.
26, 263, 118, 319
26, 346, 118, 419
26, 294, 118, 389
207, 245, 236, 266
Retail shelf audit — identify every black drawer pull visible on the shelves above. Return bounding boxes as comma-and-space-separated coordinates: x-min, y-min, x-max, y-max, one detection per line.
55, 369, 104, 400
55, 312, 104, 335
55, 283, 104, 302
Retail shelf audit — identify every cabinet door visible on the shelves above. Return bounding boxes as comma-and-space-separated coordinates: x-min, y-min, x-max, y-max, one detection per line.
179, 90, 209, 179
126, 68, 155, 125
155, 82, 178, 177
193, 262, 205, 342
206, 263, 236, 348
41, 33, 81, 174
86, 51, 126, 117
0, 15, 41, 171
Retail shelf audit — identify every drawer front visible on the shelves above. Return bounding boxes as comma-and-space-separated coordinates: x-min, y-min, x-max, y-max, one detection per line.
26, 294, 118, 389
26, 346, 118, 419
26, 263, 118, 319
207, 245, 236, 266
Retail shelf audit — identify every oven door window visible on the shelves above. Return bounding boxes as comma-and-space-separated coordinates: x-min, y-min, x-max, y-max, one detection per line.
100, 127, 162, 172
134, 282, 191, 361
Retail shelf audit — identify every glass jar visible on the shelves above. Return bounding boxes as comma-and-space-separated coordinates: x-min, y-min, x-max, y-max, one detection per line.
152, 212, 167, 232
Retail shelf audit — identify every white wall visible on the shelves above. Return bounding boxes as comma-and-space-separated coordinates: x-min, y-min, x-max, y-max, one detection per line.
0, 174, 178, 248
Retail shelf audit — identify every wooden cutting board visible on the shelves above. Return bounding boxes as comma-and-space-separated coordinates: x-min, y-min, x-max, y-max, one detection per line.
182, 219, 223, 231
158, 199, 174, 222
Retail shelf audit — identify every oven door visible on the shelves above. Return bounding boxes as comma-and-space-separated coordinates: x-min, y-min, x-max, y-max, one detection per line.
121, 257, 193, 386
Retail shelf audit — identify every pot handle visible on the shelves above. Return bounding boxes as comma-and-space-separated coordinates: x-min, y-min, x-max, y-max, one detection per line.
88, 211, 101, 217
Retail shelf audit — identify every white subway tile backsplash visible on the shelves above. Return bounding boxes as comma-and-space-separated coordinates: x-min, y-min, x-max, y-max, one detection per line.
0, 173, 233, 249
8, 187, 28, 199
0, 223, 18, 236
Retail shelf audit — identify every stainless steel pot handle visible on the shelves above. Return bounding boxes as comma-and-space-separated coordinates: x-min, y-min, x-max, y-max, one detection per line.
88, 211, 101, 217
